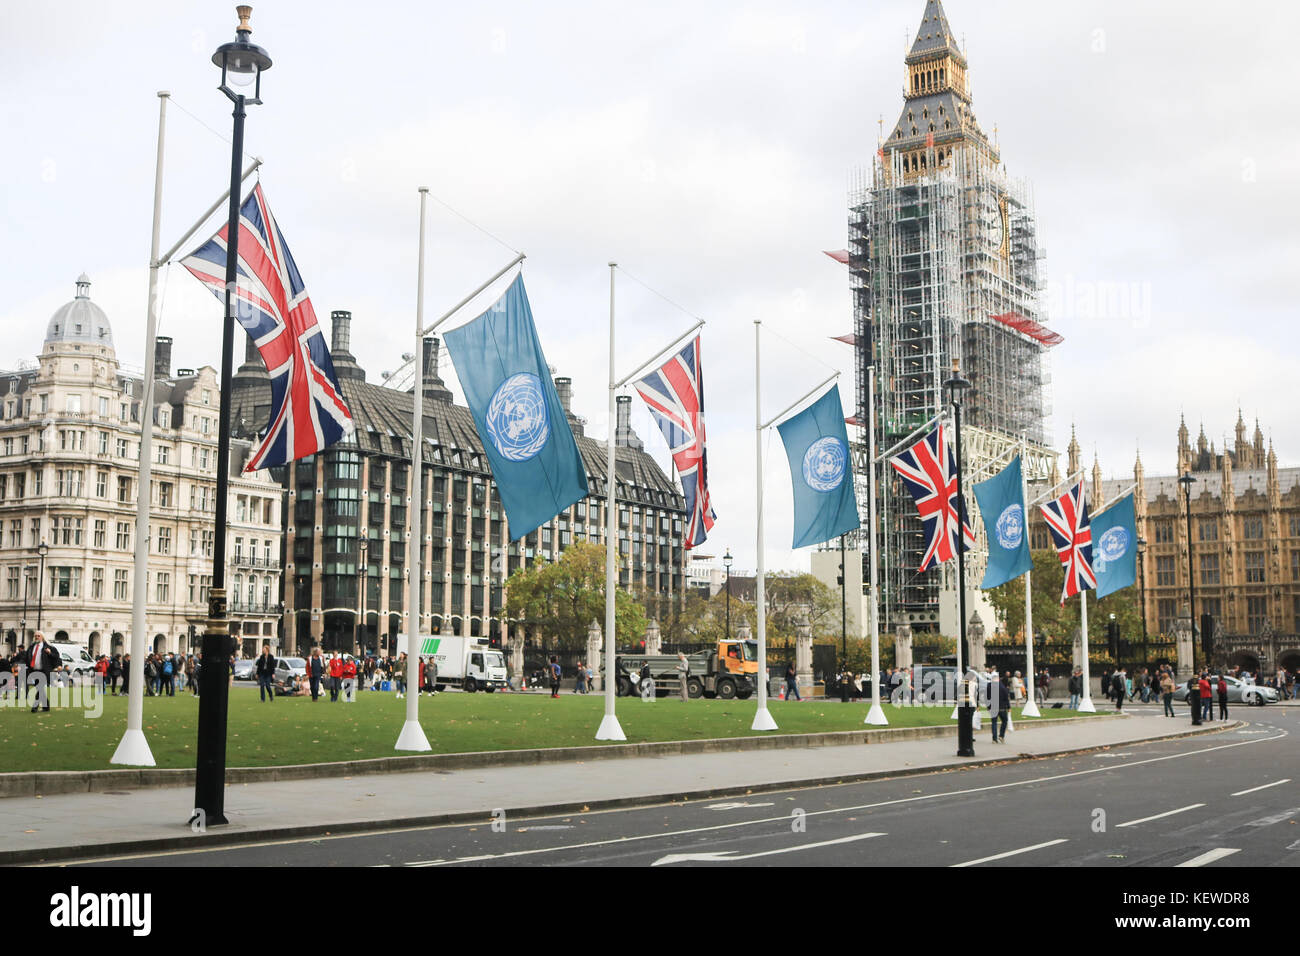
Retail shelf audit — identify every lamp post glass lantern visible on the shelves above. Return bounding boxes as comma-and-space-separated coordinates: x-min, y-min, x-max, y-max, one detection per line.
194, 5, 272, 829
723, 549, 733, 639
36, 541, 48, 634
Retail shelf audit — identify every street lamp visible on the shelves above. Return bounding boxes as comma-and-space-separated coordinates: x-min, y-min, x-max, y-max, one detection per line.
1136, 536, 1148, 641
1178, 471, 1197, 667
194, 5, 272, 828
36, 541, 48, 634
356, 536, 368, 655
943, 361, 974, 758
21, 563, 35, 645
722, 549, 733, 639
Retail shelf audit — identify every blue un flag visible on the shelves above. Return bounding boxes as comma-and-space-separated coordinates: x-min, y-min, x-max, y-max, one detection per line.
1091, 493, 1137, 598
776, 385, 860, 548
443, 275, 589, 540
973, 456, 1033, 589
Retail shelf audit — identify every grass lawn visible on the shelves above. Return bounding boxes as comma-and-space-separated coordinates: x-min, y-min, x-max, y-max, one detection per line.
0, 685, 1099, 773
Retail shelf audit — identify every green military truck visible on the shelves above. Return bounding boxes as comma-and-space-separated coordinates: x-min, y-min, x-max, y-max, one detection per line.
612, 639, 758, 700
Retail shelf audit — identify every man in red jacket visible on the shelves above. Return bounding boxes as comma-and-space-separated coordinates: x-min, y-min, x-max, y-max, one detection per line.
341, 655, 358, 703
328, 652, 343, 702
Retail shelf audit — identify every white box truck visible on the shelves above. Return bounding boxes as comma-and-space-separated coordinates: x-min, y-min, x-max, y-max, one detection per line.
398, 634, 507, 693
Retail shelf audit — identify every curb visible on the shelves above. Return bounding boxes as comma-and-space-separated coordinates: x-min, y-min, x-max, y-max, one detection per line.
0, 713, 1107, 799
5, 719, 1238, 866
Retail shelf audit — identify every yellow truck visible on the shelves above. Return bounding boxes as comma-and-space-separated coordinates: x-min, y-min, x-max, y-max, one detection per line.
613, 639, 759, 700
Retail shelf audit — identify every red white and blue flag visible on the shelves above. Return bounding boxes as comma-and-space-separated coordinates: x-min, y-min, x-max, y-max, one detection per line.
889, 424, 975, 572
182, 184, 353, 470
632, 336, 715, 548
1040, 480, 1096, 604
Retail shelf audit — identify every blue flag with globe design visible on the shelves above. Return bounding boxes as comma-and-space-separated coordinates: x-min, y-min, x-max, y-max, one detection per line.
1091, 492, 1137, 599
776, 385, 859, 548
973, 456, 1033, 589
443, 274, 588, 541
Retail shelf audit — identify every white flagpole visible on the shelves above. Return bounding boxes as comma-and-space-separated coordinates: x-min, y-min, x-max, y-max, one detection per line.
112, 91, 171, 767
1020, 441, 1041, 718
597, 263, 626, 740
1078, 588, 1095, 712
752, 321, 777, 731
396, 188, 432, 751
950, 409, 964, 721
865, 365, 887, 725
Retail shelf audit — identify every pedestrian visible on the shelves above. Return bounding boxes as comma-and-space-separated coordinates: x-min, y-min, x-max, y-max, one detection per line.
1160, 670, 1175, 717
161, 654, 176, 697
394, 652, 407, 699
1199, 673, 1213, 722
1110, 668, 1126, 712
107, 653, 122, 695
676, 652, 690, 702
328, 652, 342, 702
1217, 674, 1229, 720
586, 663, 594, 694
549, 656, 562, 698
426, 657, 438, 694
574, 660, 586, 694
120, 652, 132, 696
26, 633, 61, 712
1187, 675, 1202, 725
1011, 670, 1025, 703
255, 643, 276, 703
783, 661, 801, 701
341, 655, 357, 703
991, 672, 1011, 743
144, 654, 159, 697
1067, 667, 1082, 710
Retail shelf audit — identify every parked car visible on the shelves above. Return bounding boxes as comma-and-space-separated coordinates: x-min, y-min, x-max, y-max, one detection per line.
1172, 675, 1277, 706
273, 657, 308, 685
233, 658, 257, 681
49, 642, 96, 677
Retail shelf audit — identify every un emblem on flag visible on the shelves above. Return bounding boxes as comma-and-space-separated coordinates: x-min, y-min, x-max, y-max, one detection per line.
802, 437, 847, 492
485, 373, 550, 461
1098, 527, 1129, 562
995, 504, 1024, 550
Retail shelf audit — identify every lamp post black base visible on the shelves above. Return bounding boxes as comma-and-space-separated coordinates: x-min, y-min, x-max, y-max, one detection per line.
957, 702, 976, 757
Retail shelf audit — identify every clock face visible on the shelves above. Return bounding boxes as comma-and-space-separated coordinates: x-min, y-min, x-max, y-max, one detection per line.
995, 198, 1010, 257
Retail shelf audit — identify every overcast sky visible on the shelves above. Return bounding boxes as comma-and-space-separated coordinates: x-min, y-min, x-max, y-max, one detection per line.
3, 0, 1297, 575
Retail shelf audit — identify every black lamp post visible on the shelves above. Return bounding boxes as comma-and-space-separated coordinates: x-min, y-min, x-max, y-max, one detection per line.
194, 5, 272, 828
356, 537, 368, 654
839, 533, 849, 703
943, 361, 974, 758
35, 542, 48, 634
722, 549, 733, 639
1136, 536, 1148, 641
21, 563, 35, 646
1179, 471, 1197, 666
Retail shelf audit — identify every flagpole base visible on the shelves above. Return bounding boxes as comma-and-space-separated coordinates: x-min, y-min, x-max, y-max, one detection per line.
950, 705, 959, 720
394, 719, 432, 752
1077, 695, 1097, 714
110, 729, 156, 767
751, 706, 778, 731
595, 714, 626, 741
1021, 699, 1041, 718
865, 702, 889, 726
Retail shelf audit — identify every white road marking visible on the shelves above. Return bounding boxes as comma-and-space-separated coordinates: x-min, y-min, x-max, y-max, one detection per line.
1244, 808, 1300, 827
651, 832, 884, 866
950, 839, 1068, 868
1176, 848, 1240, 868
706, 802, 775, 810
1116, 804, 1205, 828
1231, 779, 1290, 796
53, 726, 1288, 866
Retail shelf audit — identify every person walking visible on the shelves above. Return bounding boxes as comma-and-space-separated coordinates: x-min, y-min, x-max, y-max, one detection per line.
784, 661, 802, 701
1217, 674, 1229, 720
341, 655, 357, 703
574, 660, 586, 694
549, 656, 562, 698
107, 653, 122, 695
1160, 670, 1176, 717
307, 648, 324, 701
26, 633, 61, 712
328, 652, 343, 702
1199, 673, 1213, 722
676, 652, 690, 702
991, 672, 1011, 743
1110, 668, 1127, 712
394, 652, 407, 699
1068, 667, 1082, 711
255, 643, 277, 702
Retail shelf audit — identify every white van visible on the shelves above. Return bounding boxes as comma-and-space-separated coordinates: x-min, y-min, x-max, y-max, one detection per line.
49, 642, 96, 676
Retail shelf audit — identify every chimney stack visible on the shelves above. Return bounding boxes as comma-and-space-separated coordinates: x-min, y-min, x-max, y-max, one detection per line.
615, 394, 643, 450
420, 336, 453, 402
331, 310, 352, 355
154, 335, 172, 378
555, 377, 573, 414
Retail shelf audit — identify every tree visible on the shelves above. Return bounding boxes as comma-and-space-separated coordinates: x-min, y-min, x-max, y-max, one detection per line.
504, 541, 647, 650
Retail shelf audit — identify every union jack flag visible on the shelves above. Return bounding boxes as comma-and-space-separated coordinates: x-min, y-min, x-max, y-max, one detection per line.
889, 424, 975, 572
632, 336, 715, 548
1040, 480, 1096, 604
182, 184, 353, 470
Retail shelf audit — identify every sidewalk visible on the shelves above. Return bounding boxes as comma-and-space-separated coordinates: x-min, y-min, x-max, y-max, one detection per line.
0, 712, 1235, 864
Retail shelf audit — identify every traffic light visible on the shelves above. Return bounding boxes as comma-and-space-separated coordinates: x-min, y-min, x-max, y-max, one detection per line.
1200, 613, 1214, 657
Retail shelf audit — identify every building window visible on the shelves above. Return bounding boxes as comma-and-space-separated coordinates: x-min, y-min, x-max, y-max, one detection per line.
56, 516, 83, 546
116, 522, 131, 550
1198, 553, 1219, 586
93, 520, 106, 548
116, 438, 128, 458
1198, 519, 1218, 542
1156, 598, 1178, 635
5, 567, 18, 600
1293, 550, 1300, 582
158, 481, 173, 508
1155, 555, 1176, 587
91, 568, 104, 600
156, 572, 170, 603
113, 569, 128, 601
1153, 521, 1174, 544
96, 469, 107, 497
157, 526, 171, 555
98, 431, 109, 454
1244, 551, 1265, 583
49, 567, 80, 598
1243, 516, 1264, 540
117, 476, 132, 502
1291, 514, 1300, 538
1246, 595, 1268, 634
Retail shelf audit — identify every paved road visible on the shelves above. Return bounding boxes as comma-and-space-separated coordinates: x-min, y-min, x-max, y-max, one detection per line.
67, 707, 1298, 868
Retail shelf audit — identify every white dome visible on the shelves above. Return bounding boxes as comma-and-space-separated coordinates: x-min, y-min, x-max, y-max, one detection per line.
46, 274, 114, 349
